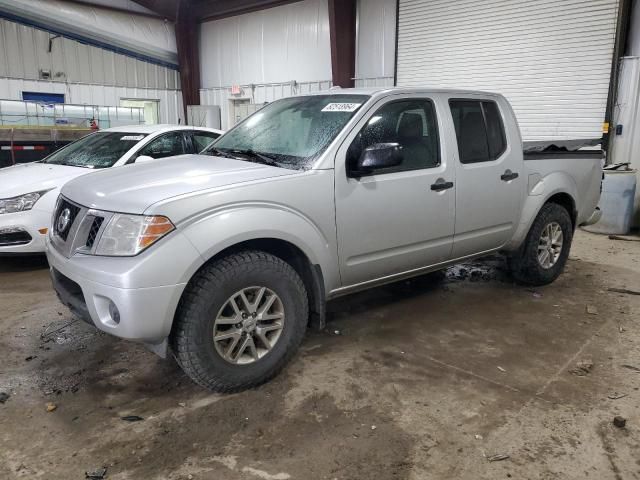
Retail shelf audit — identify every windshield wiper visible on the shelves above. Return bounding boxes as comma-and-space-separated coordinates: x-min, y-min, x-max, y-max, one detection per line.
227, 149, 281, 168
207, 147, 238, 159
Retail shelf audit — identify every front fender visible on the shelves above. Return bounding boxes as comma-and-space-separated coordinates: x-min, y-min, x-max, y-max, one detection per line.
504, 171, 578, 251
179, 203, 338, 292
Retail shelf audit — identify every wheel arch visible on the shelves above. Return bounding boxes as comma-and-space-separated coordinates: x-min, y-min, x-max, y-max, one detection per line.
178, 237, 327, 332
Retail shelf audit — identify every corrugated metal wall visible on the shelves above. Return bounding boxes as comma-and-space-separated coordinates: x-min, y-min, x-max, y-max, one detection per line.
396, 0, 619, 141
200, 0, 332, 88
0, 18, 179, 89
0, 0, 178, 65
200, 80, 332, 130
0, 18, 183, 123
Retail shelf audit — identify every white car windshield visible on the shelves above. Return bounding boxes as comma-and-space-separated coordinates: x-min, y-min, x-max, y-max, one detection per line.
206, 94, 369, 170
42, 132, 148, 169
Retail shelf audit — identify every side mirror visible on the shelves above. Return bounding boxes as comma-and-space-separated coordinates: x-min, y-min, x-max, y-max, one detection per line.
135, 155, 156, 163
354, 143, 403, 176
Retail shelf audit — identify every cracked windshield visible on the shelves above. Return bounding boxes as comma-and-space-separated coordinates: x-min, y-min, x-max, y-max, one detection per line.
42, 132, 147, 168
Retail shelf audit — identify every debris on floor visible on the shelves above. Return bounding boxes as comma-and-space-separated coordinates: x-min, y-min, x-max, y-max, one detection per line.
85, 466, 107, 479
46, 402, 57, 412
608, 287, 640, 296
121, 415, 144, 422
621, 364, 640, 373
569, 360, 594, 376
608, 234, 640, 242
586, 305, 598, 315
607, 392, 628, 400
497, 366, 506, 373
487, 454, 510, 462
613, 416, 627, 428
0, 392, 9, 404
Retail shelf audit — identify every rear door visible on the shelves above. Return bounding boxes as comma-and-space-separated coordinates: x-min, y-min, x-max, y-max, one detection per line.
335, 95, 456, 286
447, 97, 523, 258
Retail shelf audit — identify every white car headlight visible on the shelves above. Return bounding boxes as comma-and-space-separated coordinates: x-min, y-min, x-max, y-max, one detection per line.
0, 190, 50, 214
94, 214, 174, 256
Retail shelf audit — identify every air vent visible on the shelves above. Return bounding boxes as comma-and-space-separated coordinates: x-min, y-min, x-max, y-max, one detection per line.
85, 217, 104, 248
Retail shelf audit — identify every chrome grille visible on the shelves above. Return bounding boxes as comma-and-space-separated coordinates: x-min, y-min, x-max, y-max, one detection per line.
50, 196, 114, 258
85, 217, 104, 248
53, 199, 81, 241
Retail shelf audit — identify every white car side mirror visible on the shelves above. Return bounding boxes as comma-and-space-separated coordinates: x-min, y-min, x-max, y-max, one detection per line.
136, 155, 156, 163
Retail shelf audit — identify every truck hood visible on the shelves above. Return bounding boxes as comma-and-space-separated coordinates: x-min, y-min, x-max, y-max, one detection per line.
61, 154, 298, 213
0, 162, 88, 198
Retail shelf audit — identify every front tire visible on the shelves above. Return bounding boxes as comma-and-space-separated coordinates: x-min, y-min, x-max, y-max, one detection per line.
509, 203, 573, 286
171, 250, 309, 392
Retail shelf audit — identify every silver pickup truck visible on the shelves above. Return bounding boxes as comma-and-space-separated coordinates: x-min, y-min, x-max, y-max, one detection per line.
46, 88, 602, 391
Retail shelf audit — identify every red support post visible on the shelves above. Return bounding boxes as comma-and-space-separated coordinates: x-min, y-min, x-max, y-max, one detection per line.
328, 0, 357, 88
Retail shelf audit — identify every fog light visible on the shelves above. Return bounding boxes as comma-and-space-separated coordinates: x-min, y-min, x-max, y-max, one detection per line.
108, 301, 120, 324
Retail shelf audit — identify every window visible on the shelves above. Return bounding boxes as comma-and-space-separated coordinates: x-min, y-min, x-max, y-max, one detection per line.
347, 99, 440, 174
192, 131, 220, 152
482, 101, 507, 160
449, 99, 507, 164
42, 132, 147, 168
136, 132, 186, 160
208, 94, 369, 170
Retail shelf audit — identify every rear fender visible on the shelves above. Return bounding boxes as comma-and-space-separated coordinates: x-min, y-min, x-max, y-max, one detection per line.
504, 171, 578, 251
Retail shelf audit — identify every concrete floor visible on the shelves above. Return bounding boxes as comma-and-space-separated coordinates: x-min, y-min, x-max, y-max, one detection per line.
0, 231, 639, 480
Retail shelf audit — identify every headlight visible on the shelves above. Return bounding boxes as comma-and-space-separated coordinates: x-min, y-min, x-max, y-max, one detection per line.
94, 214, 174, 256
0, 190, 50, 214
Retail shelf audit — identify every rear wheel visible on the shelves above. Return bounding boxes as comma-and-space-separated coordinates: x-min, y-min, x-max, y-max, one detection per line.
509, 203, 573, 286
171, 250, 308, 392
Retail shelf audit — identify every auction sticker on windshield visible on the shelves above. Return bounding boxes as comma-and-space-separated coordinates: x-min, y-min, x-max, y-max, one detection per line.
321, 103, 362, 112
120, 135, 145, 141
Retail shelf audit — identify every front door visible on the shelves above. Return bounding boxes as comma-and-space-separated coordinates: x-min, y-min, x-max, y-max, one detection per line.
447, 97, 523, 258
335, 96, 456, 287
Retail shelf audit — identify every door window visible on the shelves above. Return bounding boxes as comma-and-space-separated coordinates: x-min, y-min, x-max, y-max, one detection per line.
136, 132, 186, 160
449, 100, 507, 163
347, 99, 440, 175
191, 131, 221, 152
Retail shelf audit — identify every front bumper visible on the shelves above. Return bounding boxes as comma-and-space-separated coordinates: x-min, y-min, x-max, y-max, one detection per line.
46, 236, 193, 344
0, 209, 50, 254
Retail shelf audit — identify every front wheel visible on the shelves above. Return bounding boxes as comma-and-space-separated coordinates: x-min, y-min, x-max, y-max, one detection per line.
508, 203, 573, 286
171, 250, 309, 392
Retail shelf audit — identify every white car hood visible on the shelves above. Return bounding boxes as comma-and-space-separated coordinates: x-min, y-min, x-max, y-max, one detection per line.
0, 162, 88, 199
61, 155, 298, 214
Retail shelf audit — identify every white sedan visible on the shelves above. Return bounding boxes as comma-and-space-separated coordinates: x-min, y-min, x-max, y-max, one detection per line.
0, 124, 223, 254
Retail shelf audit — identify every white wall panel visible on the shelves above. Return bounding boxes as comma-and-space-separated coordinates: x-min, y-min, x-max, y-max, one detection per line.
0, 18, 180, 89
200, 0, 332, 88
0, 77, 183, 124
200, 80, 332, 130
356, 0, 397, 81
0, 0, 177, 65
396, 0, 619, 141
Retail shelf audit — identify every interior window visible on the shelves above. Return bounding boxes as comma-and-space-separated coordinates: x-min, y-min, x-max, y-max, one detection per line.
137, 132, 186, 160
192, 131, 220, 152
347, 99, 440, 174
449, 99, 507, 163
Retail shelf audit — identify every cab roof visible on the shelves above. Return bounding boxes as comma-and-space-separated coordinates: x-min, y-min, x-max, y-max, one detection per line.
100, 124, 223, 134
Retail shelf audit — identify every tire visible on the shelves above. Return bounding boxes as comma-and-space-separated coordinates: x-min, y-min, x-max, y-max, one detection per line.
508, 203, 573, 286
171, 250, 309, 392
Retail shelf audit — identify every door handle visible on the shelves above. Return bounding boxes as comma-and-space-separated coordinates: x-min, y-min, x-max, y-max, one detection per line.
501, 170, 519, 181
430, 179, 454, 191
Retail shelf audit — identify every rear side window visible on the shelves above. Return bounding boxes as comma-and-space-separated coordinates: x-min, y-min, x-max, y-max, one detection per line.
449, 100, 507, 164
192, 131, 220, 152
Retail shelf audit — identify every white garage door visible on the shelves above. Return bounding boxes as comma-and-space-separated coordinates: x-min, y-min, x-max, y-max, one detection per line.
396, 0, 619, 141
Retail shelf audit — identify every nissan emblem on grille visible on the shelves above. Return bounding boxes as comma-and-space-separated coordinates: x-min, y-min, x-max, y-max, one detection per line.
57, 208, 72, 234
